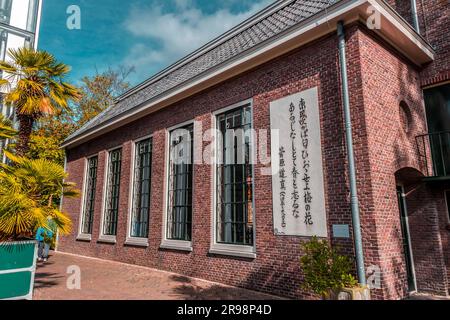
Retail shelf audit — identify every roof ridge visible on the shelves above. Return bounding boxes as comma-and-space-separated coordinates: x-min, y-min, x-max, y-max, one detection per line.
115, 0, 297, 103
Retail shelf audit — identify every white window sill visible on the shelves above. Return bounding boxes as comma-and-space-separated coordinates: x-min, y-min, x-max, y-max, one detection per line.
97, 235, 117, 244
209, 244, 256, 259
125, 237, 149, 247
76, 234, 92, 242
160, 239, 192, 252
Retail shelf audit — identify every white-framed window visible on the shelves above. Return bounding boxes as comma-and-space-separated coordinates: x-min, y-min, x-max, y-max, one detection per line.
210, 100, 256, 259
125, 136, 153, 246
77, 155, 98, 240
99, 147, 122, 243
161, 121, 194, 251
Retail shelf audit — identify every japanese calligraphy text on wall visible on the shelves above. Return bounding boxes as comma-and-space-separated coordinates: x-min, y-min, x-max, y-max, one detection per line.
270, 87, 327, 237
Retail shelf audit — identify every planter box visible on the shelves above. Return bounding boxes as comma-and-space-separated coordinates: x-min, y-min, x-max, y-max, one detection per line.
0, 241, 38, 300
334, 286, 371, 300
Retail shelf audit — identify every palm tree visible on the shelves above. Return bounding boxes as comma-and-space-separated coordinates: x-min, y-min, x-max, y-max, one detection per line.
0, 47, 79, 156
0, 114, 16, 140
0, 151, 78, 241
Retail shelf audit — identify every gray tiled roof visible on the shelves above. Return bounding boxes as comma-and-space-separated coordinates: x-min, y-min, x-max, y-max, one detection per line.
65, 0, 340, 144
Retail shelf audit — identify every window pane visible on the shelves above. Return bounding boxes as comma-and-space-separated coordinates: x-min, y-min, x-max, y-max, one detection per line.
131, 138, 152, 238
0, 0, 39, 32
103, 149, 122, 236
424, 84, 450, 176
216, 105, 254, 246
81, 156, 98, 234
167, 124, 193, 241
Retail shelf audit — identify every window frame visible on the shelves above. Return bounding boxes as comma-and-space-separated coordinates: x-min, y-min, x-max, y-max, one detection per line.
210, 99, 257, 259
161, 120, 195, 252
77, 154, 99, 241
99, 146, 123, 243
125, 135, 153, 247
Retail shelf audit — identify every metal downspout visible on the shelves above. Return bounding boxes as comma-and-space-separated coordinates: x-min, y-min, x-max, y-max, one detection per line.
411, 0, 420, 34
337, 21, 366, 285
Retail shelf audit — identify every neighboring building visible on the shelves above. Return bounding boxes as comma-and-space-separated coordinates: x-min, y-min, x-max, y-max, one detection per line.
0, 0, 42, 155
59, 0, 450, 299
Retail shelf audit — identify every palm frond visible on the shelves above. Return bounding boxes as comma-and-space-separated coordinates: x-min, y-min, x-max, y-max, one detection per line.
0, 114, 16, 139
0, 61, 18, 74
1, 47, 80, 118
0, 152, 78, 241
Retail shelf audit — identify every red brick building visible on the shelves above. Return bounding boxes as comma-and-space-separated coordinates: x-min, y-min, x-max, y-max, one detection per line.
59, 0, 450, 299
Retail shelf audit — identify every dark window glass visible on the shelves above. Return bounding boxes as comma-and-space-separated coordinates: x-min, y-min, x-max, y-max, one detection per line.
81, 156, 98, 235
131, 138, 152, 238
216, 105, 254, 246
103, 148, 122, 236
424, 84, 450, 176
424, 84, 450, 133
167, 124, 193, 241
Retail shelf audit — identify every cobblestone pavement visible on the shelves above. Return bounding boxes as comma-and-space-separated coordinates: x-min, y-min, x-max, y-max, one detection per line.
33, 252, 282, 300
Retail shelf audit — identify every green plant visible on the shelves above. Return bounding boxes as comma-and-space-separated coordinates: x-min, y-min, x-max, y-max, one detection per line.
27, 133, 65, 165
0, 114, 16, 140
0, 151, 78, 241
0, 47, 80, 156
300, 237, 358, 298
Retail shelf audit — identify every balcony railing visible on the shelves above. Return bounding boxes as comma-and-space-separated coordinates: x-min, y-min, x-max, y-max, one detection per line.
416, 131, 450, 178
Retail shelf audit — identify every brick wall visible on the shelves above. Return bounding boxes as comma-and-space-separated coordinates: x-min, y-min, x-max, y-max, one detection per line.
60, 23, 447, 299
387, 0, 450, 86
404, 182, 450, 295
357, 23, 450, 297
386, 0, 413, 25
61, 30, 350, 299
386, 0, 450, 294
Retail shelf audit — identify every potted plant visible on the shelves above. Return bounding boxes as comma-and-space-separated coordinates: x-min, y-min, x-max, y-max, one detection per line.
0, 151, 77, 300
300, 237, 370, 300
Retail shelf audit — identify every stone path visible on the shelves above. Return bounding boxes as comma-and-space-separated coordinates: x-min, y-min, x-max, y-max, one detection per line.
33, 252, 281, 300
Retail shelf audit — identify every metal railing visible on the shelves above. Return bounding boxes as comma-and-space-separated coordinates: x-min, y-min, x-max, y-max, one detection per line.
416, 131, 450, 177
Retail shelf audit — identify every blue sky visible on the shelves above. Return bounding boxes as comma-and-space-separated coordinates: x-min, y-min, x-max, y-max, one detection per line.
39, 0, 272, 87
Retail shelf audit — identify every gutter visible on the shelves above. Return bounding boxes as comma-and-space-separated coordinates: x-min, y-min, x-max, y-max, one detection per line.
337, 21, 366, 285
410, 0, 420, 34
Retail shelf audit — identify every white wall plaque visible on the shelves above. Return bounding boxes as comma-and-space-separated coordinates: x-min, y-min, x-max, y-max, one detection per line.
270, 87, 327, 237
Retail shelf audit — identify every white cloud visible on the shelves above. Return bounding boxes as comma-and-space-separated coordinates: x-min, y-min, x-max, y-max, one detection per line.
122, 0, 272, 81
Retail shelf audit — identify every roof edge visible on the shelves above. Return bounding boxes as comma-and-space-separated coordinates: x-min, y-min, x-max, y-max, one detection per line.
115, 0, 297, 103
62, 0, 435, 149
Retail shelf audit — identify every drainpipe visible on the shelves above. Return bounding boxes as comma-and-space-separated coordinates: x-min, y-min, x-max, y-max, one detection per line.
411, 0, 420, 34
337, 21, 366, 285
55, 153, 67, 252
